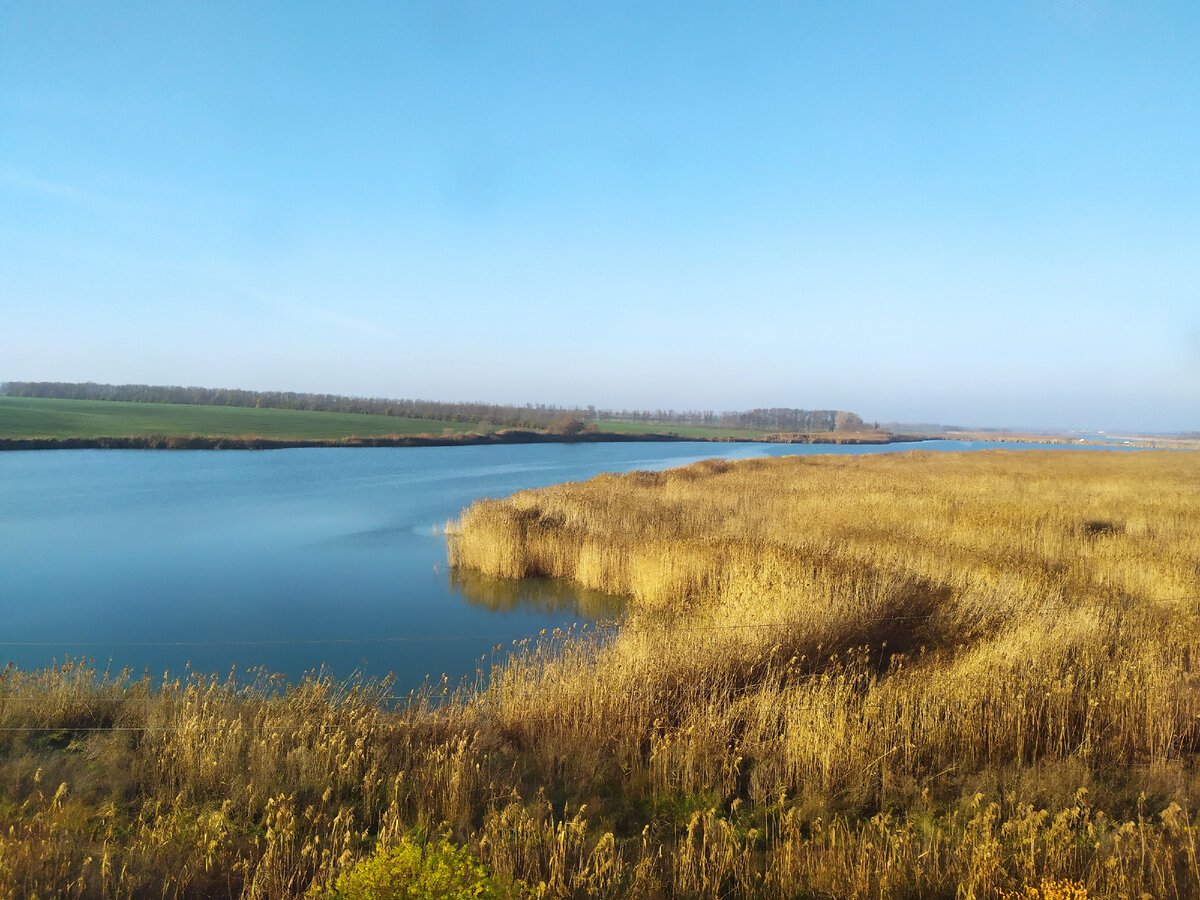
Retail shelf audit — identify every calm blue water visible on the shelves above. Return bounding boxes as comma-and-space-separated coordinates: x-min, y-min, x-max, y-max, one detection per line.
0, 439, 1133, 688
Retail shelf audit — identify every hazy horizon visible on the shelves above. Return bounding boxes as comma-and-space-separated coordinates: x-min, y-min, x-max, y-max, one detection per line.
3, 3, 1197, 433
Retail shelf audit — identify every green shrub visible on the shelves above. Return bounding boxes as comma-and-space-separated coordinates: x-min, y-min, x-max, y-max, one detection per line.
314, 833, 520, 900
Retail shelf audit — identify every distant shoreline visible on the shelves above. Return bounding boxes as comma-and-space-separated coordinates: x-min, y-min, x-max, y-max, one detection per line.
3, 431, 1189, 453
0, 430, 930, 451
5, 392, 1191, 451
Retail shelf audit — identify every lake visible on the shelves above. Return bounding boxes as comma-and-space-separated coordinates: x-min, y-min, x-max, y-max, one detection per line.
0, 439, 1132, 690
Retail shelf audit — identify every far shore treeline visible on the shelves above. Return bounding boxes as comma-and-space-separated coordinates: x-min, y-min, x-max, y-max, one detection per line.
0, 381, 866, 433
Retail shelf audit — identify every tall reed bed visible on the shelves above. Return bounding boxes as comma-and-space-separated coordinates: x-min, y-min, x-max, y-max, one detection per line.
447, 450, 1200, 896
2, 450, 1199, 897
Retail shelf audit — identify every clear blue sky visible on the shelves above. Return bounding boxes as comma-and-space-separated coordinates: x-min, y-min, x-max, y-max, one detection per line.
2, 2, 1197, 431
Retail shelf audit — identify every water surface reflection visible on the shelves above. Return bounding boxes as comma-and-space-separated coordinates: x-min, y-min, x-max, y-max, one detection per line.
448, 569, 626, 621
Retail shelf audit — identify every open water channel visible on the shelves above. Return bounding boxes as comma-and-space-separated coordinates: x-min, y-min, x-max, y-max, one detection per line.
0, 439, 1131, 690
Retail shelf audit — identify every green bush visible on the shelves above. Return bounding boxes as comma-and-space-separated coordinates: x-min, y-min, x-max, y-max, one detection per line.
314, 833, 520, 900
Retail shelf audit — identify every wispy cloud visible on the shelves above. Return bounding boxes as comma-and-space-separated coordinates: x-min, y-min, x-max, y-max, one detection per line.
1187, 328, 1200, 371
0, 165, 241, 220
239, 284, 401, 342
0, 166, 99, 204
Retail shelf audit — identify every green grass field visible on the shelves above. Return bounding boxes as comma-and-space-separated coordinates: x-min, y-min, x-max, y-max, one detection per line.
591, 419, 771, 438
0, 396, 485, 440
0, 396, 885, 445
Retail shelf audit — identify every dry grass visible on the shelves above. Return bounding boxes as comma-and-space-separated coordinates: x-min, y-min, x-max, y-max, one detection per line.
446, 450, 1200, 897
3, 449, 1200, 898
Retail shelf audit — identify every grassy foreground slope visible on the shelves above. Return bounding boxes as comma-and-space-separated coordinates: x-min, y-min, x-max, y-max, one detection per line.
4, 450, 1200, 899
591, 419, 771, 439
589, 420, 901, 442
0, 395, 482, 440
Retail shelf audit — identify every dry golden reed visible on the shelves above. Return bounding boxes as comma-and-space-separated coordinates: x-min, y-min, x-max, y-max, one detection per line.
2, 449, 1200, 898
446, 450, 1200, 897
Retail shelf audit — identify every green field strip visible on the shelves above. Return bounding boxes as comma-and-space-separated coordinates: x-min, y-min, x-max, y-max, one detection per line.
0, 397, 486, 440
